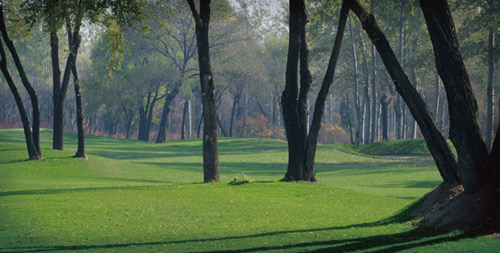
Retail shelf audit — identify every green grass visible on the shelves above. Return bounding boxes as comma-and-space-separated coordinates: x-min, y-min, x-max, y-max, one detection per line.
0, 129, 498, 252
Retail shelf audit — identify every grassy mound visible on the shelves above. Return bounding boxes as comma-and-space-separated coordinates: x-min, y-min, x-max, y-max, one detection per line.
0, 129, 498, 252
334, 138, 452, 156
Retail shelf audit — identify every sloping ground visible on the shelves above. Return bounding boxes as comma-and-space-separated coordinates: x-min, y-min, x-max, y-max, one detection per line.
0, 129, 498, 252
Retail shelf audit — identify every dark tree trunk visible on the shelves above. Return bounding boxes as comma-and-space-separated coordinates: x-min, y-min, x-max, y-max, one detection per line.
0, 9, 41, 155
0, 39, 41, 160
419, 0, 491, 192
188, 0, 220, 182
347, 0, 459, 183
50, 30, 72, 151
181, 99, 189, 140
486, 1, 495, 151
137, 104, 147, 141
67, 20, 85, 159
370, 0, 377, 144
348, 18, 362, 145
304, 1, 349, 178
280, 0, 308, 181
156, 81, 182, 143
229, 91, 241, 137
197, 111, 203, 139
380, 95, 390, 141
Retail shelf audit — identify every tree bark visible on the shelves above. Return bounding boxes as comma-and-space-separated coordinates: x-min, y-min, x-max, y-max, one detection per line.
181, 99, 188, 140
348, 17, 362, 145
380, 95, 390, 141
347, 0, 459, 183
51, 30, 72, 150
0, 9, 41, 155
304, 1, 349, 177
156, 82, 182, 143
485, 3, 495, 151
419, 0, 491, 192
369, 0, 377, 144
0, 39, 41, 160
188, 0, 220, 182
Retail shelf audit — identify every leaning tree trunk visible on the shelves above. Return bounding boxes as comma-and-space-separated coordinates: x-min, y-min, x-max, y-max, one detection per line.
0, 9, 41, 155
188, 0, 220, 182
304, 1, 349, 176
0, 39, 41, 160
346, 0, 459, 184
419, 0, 491, 192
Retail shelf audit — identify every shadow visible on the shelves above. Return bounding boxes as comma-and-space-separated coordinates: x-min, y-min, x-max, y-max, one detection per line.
0, 184, 171, 197
2, 224, 476, 252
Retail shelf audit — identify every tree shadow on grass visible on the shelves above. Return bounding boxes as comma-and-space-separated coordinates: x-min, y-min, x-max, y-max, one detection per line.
0, 184, 171, 197
2, 205, 477, 253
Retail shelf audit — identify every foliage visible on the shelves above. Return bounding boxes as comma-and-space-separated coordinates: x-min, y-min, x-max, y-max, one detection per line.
318, 123, 350, 144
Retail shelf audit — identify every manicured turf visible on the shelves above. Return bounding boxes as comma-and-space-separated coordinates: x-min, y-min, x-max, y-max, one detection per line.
0, 129, 498, 252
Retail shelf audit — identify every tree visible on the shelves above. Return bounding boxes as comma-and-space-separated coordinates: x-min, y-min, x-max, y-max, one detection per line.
281, 0, 349, 181
187, 0, 219, 182
0, 6, 41, 160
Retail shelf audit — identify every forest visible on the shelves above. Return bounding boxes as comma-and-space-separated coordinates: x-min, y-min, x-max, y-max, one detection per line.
1, 0, 500, 251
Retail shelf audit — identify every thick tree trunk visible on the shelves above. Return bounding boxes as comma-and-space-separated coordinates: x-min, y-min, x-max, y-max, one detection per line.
50, 30, 72, 151
0, 40, 41, 160
347, 0, 459, 183
419, 0, 491, 192
0, 10, 41, 155
188, 0, 220, 182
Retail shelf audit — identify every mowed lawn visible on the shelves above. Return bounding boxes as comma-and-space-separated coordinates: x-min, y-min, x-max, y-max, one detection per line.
0, 129, 498, 252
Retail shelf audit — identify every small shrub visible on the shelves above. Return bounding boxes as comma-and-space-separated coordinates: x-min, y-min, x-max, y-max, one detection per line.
228, 172, 253, 185
318, 123, 350, 144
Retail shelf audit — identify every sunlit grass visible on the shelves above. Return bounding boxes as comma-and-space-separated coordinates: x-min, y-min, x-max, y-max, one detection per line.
0, 129, 498, 252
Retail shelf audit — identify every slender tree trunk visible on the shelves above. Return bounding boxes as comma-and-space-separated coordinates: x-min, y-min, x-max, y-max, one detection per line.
188, 0, 220, 182
380, 95, 390, 141
369, 1, 377, 144
187, 99, 192, 139
304, 1, 349, 176
486, 14, 495, 151
347, 0, 459, 183
156, 81, 182, 143
181, 99, 188, 140
0, 39, 40, 160
419, 0, 490, 192
138, 104, 146, 141
358, 25, 371, 144
0, 10, 41, 155
229, 93, 240, 137
67, 20, 85, 158
348, 17, 362, 145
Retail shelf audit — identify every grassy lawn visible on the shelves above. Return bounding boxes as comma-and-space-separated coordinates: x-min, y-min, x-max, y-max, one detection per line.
0, 129, 498, 252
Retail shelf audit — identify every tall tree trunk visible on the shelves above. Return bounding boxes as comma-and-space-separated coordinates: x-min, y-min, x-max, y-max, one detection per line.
485, 4, 495, 151
0, 9, 41, 155
419, 0, 490, 192
67, 20, 85, 158
50, 30, 72, 151
188, 0, 220, 182
358, 25, 371, 144
187, 99, 192, 139
304, 1, 349, 177
229, 93, 240, 137
433, 72, 440, 122
0, 39, 40, 160
347, 0, 459, 183
138, 104, 147, 141
369, 0, 377, 144
348, 17, 362, 145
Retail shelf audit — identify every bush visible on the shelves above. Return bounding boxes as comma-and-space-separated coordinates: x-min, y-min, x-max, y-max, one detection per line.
235, 114, 285, 140
318, 124, 350, 144
228, 172, 253, 185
